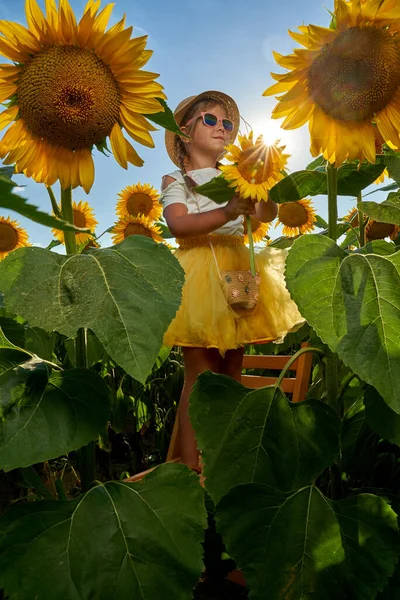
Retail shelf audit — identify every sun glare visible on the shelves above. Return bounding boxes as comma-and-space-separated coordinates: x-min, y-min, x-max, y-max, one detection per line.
243, 116, 294, 148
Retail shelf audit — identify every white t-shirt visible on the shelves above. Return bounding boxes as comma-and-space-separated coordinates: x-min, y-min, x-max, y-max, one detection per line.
159, 167, 244, 236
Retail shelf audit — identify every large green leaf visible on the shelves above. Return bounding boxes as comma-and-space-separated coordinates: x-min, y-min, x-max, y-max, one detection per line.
217, 485, 400, 599
190, 372, 340, 504
0, 332, 110, 471
269, 163, 386, 203
0, 463, 206, 600
24, 327, 57, 362
364, 386, 400, 446
0, 175, 91, 233
144, 98, 189, 138
285, 235, 400, 412
195, 175, 235, 204
359, 193, 400, 225
0, 236, 184, 384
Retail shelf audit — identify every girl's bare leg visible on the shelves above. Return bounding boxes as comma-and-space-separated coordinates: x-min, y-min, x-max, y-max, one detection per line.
220, 347, 245, 382
179, 347, 221, 467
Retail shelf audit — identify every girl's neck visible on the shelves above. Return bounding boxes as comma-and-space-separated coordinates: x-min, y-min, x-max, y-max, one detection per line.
185, 150, 218, 171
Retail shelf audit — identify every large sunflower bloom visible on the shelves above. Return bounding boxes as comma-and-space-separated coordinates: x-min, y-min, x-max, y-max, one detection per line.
115, 182, 161, 221
0, 216, 30, 260
276, 199, 316, 237
244, 216, 270, 244
263, 0, 400, 166
112, 214, 164, 245
220, 132, 289, 202
0, 0, 165, 193
366, 219, 400, 242
343, 206, 359, 227
52, 200, 97, 245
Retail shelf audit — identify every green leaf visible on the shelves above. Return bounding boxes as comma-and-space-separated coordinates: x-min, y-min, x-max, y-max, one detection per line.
382, 153, 400, 182
217, 485, 400, 599
364, 182, 399, 197
194, 175, 235, 204
0, 166, 15, 180
306, 155, 326, 170
359, 194, 400, 225
0, 464, 206, 600
0, 176, 91, 233
0, 316, 25, 347
354, 240, 397, 255
341, 398, 375, 476
267, 235, 297, 249
269, 163, 386, 203
0, 338, 110, 471
364, 386, 400, 446
0, 236, 184, 384
315, 214, 328, 228
144, 98, 189, 138
285, 235, 400, 412
24, 327, 57, 362
190, 373, 340, 504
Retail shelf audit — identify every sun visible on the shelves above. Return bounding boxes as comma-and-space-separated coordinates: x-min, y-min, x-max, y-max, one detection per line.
246, 116, 294, 148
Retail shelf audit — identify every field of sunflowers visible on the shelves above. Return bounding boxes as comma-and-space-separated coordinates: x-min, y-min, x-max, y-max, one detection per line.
2, 0, 400, 598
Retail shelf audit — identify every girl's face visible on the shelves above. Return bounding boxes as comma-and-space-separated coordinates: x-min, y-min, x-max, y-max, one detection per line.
188, 103, 232, 157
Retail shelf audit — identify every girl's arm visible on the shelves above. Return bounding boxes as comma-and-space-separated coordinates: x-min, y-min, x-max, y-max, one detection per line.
162, 176, 255, 239
255, 198, 278, 222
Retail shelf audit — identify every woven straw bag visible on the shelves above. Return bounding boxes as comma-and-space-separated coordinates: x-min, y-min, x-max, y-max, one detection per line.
220, 269, 261, 313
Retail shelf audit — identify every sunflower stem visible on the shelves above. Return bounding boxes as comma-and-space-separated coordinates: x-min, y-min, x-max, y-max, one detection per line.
357, 192, 365, 247
246, 215, 257, 276
60, 186, 93, 490
60, 186, 77, 255
326, 162, 338, 241
46, 186, 62, 219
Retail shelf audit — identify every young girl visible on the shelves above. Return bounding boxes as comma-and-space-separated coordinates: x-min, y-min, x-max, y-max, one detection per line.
160, 90, 304, 470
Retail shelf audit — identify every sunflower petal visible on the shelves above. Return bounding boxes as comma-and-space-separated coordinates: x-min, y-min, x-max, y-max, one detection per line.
110, 122, 128, 169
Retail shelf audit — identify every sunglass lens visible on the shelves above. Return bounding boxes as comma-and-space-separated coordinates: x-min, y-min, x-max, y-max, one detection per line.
223, 119, 234, 133
203, 113, 218, 127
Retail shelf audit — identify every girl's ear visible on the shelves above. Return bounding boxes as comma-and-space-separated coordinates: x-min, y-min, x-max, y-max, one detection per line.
179, 126, 190, 143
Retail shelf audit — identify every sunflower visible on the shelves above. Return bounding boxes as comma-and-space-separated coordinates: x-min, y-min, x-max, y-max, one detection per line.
0, 216, 30, 260
275, 199, 316, 237
220, 131, 289, 201
343, 207, 359, 227
244, 216, 270, 244
115, 182, 161, 221
263, 0, 400, 166
365, 220, 400, 242
111, 215, 164, 245
0, 0, 165, 193
52, 200, 97, 245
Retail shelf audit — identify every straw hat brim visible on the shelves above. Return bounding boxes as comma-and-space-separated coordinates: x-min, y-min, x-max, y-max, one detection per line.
165, 90, 240, 167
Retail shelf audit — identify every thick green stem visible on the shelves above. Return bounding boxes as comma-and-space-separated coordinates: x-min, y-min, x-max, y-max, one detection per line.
246, 215, 256, 276
46, 186, 62, 219
274, 346, 325, 390
327, 162, 338, 241
60, 186, 77, 254
357, 192, 365, 247
60, 186, 93, 489
323, 349, 339, 413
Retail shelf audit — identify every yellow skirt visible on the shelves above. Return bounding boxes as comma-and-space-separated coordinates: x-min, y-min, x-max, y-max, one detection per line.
163, 234, 305, 356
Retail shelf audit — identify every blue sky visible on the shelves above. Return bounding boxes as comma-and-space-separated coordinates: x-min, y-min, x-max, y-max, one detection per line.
0, 0, 362, 248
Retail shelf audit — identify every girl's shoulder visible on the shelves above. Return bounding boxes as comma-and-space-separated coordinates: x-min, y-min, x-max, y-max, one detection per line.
161, 169, 185, 187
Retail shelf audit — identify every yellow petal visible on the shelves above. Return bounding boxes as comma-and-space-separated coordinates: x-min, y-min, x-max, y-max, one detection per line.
77, 148, 95, 193
125, 138, 144, 167
110, 122, 128, 169
0, 105, 18, 130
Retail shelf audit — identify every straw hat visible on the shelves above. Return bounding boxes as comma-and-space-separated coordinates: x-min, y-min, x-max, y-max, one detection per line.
165, 90, 240, 167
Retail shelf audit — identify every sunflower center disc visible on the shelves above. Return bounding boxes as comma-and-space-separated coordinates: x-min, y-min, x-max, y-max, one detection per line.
237, 146, 270, 184
0, 222, 18, 252
367, 222, 395, 240
73, 209, 87, 228
308, 27, 400, 122
279, 202, 308, 227
18, 45, 120, 149
125, 223, 151, 238
127, 193, 153, 216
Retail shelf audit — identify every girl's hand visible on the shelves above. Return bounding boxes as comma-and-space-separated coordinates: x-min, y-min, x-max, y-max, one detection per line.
224, 195, 256, 221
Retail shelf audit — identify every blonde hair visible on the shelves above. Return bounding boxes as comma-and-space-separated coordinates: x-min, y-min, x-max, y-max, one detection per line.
174, 98, 226, 171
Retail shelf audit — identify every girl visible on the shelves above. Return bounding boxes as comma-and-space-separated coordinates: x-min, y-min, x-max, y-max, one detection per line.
160, 90, 304, 470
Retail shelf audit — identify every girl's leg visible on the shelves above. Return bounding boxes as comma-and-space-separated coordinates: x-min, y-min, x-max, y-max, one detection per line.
220, 347, 245, 382
179, 347, 221, 467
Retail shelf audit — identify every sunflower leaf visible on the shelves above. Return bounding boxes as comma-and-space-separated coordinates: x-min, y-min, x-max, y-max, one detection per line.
0, 330, 110, 471
364, 386, 400, 446
190, 373, 340, 504
0, 236, 184, 384
363, 182, 400, 197
144, 98, 189, 138
285, 234, 400, 412
0, 176, 91, 233
359, 194, 400, 225
269, 163, 386, 202
306, 155, 325, 170
217, 484, 400, 599
0, 464, 207, 600
194, 175, 235, 204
